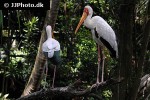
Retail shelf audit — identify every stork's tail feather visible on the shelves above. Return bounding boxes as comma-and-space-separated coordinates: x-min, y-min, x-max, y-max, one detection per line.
49, 50, 62, 66
110, 51, 117, 59
99, 37, 118, 59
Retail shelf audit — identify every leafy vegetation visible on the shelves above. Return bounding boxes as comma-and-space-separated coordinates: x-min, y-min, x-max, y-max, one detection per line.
0, 93, 9, 100
0, 0, 149, 99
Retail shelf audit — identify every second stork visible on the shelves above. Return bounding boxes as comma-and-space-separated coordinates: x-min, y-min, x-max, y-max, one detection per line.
75, 5, 118, 84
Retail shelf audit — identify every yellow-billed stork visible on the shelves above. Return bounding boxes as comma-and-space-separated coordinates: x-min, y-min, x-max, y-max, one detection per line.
42, 25, 61, 88
75, 5, 118, 84
42, 25, 60, 57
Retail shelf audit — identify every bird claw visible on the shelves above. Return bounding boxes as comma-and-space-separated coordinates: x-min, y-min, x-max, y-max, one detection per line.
90, 82, 100, 91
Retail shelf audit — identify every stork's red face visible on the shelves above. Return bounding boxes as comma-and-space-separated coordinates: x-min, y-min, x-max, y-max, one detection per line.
75, 8, 89, 34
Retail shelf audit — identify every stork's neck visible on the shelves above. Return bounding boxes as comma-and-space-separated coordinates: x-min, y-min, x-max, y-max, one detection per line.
83, 15, 95, 29
46, 31, 52, 39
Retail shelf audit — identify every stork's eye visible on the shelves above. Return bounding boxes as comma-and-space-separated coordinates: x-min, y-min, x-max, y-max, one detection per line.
84, 8, 89, 15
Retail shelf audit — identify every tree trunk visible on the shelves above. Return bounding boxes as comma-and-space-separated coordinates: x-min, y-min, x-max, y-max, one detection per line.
112, 0, 135, 100
21, 0, 60, 96
112, 0, 150, 99
130, 1, 150, 98
0, 10, 3, 45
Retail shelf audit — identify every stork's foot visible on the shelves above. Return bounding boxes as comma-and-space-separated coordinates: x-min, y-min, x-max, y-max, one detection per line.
90, 82, 101, 91
51, 86, 54, 89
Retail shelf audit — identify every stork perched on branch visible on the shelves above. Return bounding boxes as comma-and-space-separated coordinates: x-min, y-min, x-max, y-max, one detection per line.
42, 25, 61, 88
75, 5, 118, 84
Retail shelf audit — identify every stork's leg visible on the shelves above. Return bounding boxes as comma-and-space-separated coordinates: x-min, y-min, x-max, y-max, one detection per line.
45, 59, 48, 78
44, 59, 48, 89
91, 45, 101, 89
52, 65, 56, 88
96, 45, 101, 84
43, 59, 48, 88
101, 47, 105, 82
91, 45, 104, 89
97, 46, 105, 83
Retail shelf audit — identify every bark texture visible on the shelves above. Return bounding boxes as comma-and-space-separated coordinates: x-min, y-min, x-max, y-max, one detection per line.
21, 0, 60, 96
112, 0, 150, 99
112, 0, 135, 99
18, 78, 122, 100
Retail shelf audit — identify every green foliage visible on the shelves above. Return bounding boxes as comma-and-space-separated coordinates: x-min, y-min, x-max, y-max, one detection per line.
0, 0, 149, 99
22, 16, 40, 65
0, 93, 9, 100
23, 17, 39, 34
103, 90, 112, 99
5, 50, 28, 79
0, 11, 44, 99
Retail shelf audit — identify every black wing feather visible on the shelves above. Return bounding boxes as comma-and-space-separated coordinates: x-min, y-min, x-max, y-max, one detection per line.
99, 37, 116, 58
94, 28, 99, 38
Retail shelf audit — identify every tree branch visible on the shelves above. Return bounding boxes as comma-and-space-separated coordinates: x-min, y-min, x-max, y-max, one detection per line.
17, 78, 123, 100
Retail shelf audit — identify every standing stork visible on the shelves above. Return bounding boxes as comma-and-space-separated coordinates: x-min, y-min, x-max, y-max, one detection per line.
42, 25, 61, 88
75, 5, 118, 84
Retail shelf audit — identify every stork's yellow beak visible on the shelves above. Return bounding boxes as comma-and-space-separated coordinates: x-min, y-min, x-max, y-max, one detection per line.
75, 12, 88, 34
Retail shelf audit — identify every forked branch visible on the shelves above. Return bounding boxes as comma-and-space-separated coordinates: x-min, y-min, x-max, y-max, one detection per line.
17, 78, 123, 100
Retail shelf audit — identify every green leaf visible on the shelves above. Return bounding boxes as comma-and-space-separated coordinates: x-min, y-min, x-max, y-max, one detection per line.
3, 94, 9, 98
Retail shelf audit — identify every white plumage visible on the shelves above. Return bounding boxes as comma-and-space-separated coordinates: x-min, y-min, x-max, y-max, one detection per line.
42, 25, 60, 58
75, 5, 118, 58
42, 25, 61, 88
75, 5, 118, 84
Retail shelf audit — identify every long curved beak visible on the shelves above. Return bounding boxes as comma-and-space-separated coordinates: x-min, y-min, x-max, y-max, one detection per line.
75, 12, 88, 34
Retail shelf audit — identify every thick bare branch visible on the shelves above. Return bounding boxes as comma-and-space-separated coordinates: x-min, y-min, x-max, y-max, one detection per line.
17, 78, 123, 100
